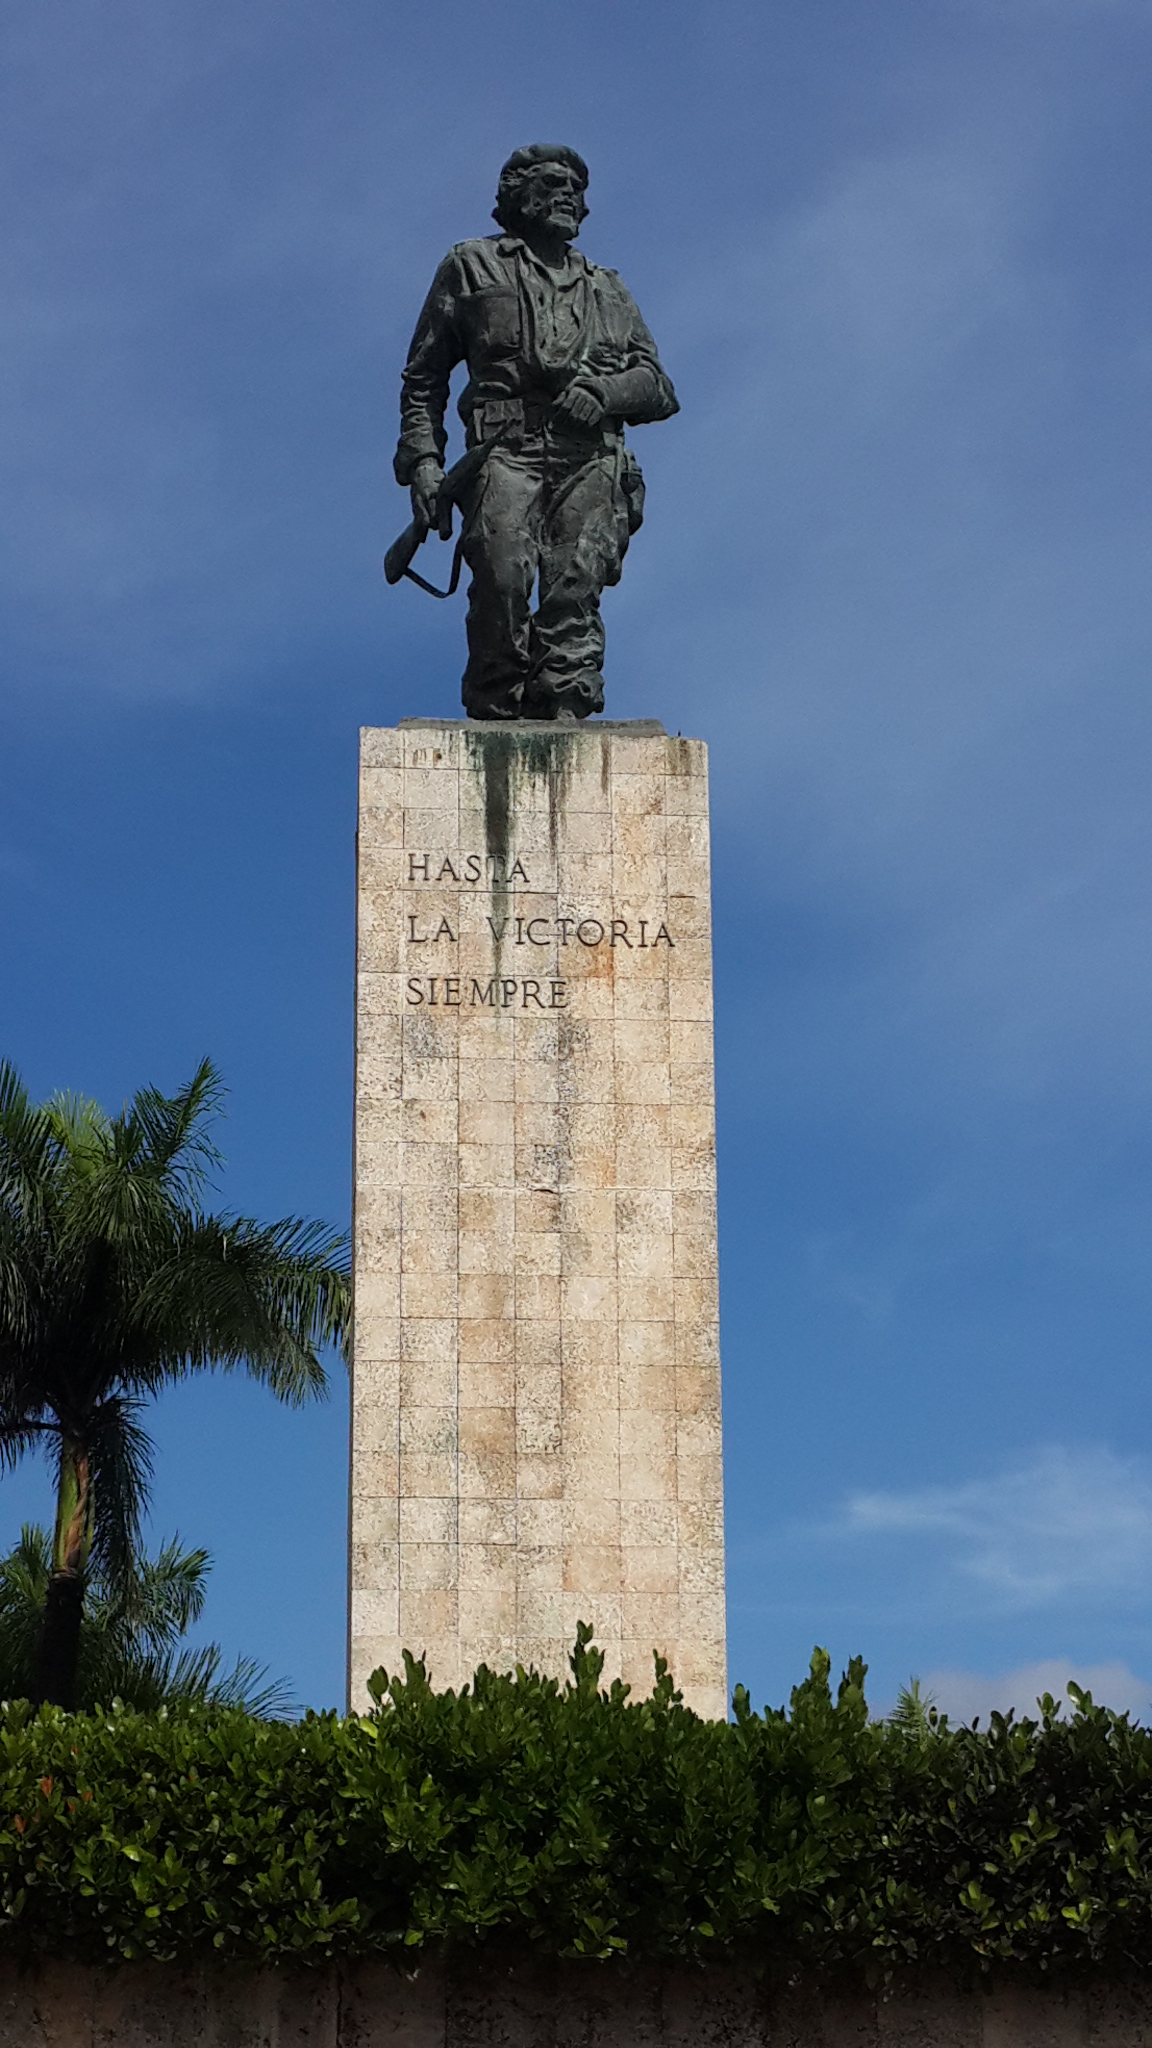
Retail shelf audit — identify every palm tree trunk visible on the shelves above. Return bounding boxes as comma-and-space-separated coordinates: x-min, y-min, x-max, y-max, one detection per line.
30, 1439, 91, 1709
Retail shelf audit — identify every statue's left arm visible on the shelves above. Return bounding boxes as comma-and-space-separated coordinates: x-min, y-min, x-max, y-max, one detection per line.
585, 276, 679, 426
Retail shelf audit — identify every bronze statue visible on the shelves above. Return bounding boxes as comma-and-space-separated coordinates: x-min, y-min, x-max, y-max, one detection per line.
389, 145, 679, 722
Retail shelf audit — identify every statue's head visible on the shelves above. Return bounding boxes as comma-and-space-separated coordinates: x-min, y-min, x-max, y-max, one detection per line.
493, 144, 589, 243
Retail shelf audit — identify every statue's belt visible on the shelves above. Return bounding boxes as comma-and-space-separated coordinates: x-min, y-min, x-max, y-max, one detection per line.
387, 412, 626, 602
467, 395, 621, 446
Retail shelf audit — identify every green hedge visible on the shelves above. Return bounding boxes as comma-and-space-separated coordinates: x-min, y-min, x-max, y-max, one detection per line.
2, 1629, 1152, 1976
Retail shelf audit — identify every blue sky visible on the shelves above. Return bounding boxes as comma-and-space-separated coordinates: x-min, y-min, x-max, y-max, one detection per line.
3, 0, 1152, 1720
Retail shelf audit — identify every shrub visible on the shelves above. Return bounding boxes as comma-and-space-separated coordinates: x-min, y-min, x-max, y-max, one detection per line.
1, 1631, 1150, 1977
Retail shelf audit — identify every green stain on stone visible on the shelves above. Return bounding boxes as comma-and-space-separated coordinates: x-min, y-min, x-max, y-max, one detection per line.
463, 729, 581, 903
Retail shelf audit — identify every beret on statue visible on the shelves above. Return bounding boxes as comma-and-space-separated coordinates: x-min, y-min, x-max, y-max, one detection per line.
497, 142, 589, 185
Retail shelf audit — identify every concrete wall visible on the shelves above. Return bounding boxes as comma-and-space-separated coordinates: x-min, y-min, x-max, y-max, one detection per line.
4, 1953, 1149, 2047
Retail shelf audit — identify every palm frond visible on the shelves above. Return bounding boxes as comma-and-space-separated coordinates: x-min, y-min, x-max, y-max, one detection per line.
44, 1063, 223, 1252
44, 1090, 112, 1171
0, 1524, 52, 1612
82, 1642, 292, 1716
0, 1525, 52, 1702
62, 1141, 174, 1251
4, 1523, 51, 1582
153, 1643, 295, 1717
126, 1059, 225, 1200
85, 1398, 153, 1594
0, 1062, 59, 1227
0, 1237, 36, 1357
890, 1676, 939, 1740
0, 1062, 30, 1128
110, 1535, 209, 1652
0, 1419, 54, 1474
250, 1216, 353, 1360
130, 1212, 351, 1400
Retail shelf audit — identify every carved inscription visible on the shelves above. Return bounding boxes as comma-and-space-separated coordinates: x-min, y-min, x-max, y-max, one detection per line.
405, 977, 569, 1008
401, 855, 676, 1017
408, 853, 529, 884
406, 914, 672, 948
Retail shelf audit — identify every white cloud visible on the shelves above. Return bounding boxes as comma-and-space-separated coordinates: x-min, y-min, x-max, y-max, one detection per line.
914, 1658, 1152, 1725
847, 1446, 1152, 1607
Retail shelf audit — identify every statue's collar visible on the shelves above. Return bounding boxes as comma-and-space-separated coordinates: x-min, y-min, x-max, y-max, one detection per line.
497, 234, 587, 277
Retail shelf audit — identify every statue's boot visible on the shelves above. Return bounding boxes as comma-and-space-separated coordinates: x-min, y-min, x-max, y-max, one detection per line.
523, 668, 605, 721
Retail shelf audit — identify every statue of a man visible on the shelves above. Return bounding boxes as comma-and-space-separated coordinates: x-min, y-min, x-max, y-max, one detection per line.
394, 144, 679, 722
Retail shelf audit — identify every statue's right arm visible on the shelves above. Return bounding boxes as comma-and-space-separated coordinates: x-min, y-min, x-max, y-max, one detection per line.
395, 252, 466, 489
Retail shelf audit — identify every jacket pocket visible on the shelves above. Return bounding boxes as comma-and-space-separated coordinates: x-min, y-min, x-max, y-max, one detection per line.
459, 287, 521, 361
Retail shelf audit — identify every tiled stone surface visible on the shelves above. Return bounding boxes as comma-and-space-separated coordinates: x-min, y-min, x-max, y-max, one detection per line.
350, 722, 727, 1717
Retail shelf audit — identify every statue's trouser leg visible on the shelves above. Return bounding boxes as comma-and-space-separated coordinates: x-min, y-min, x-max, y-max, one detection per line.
460, 447, 544, 718
525, 447, 628, 719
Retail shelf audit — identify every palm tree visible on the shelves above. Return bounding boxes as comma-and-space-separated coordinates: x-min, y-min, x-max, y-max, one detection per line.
0, 1057, 350, 1710
0, 1523, 293, 1715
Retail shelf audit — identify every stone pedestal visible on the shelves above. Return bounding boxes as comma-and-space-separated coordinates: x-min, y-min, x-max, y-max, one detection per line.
349, 719, 726, 1719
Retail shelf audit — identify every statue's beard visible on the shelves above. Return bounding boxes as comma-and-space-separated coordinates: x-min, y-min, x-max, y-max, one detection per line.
513, 192, 583, 241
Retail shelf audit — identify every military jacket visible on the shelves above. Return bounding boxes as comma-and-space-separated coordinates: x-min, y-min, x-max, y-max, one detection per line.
395, 234, 678, 484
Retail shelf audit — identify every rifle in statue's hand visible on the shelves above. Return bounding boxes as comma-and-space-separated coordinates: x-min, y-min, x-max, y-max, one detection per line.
384, 433, 504, 599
